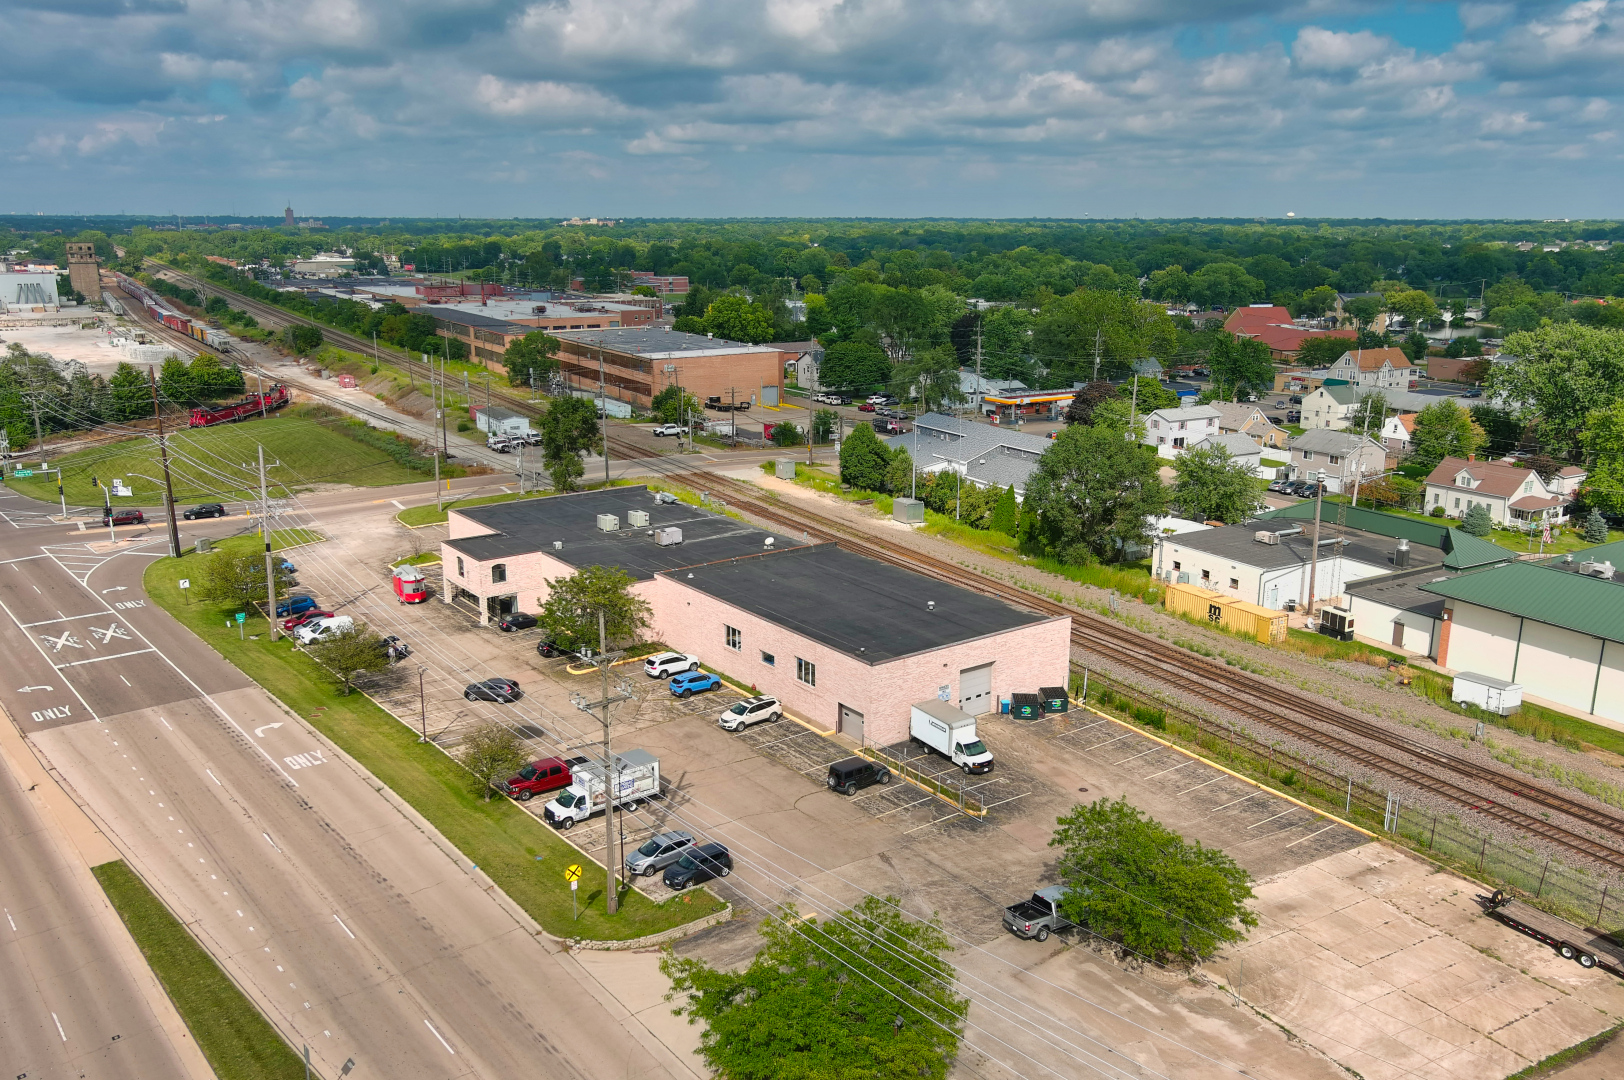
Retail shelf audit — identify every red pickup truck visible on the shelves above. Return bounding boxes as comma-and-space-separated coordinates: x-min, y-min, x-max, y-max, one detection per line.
499, 757, 575, 801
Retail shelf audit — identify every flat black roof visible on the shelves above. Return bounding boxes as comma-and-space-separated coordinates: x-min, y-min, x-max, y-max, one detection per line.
670, 543, 1053, 663
445, 487, 808, 579
1347, 566, 1452, 619
1163, 520, 1445, 572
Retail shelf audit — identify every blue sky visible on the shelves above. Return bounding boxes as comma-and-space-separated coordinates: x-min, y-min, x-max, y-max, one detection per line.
1, 0, 1620, 219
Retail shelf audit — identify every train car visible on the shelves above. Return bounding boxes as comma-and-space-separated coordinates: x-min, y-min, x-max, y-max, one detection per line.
188, 384, 292, 428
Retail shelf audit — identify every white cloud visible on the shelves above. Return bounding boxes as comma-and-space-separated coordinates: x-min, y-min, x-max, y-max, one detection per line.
1292, 27, 1391, 70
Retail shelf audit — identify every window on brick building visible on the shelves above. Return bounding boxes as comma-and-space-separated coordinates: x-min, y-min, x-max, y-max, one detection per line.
725, 625, 741, 651
457, 557, 465, 577
761, 651, 775, 666
491, 564, 506, 584
796, 658, 816, 686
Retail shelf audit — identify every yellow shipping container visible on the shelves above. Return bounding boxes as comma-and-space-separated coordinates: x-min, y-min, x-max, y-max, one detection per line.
1162, 582, 1288, 645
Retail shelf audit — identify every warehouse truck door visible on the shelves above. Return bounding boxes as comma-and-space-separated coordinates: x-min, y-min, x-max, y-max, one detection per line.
838, 705, 864, 746
959, 663, 993, 714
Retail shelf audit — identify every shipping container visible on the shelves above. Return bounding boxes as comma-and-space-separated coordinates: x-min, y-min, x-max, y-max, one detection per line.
1163, 582, 1288, 644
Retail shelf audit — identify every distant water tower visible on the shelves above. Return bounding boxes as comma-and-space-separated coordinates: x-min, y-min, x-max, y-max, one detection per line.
284, 205, 295, 227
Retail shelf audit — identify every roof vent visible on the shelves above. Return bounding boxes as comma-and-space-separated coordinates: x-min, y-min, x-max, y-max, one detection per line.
553, 541, 563, 550
927, 600, 936, 610
764, 537, 774, 548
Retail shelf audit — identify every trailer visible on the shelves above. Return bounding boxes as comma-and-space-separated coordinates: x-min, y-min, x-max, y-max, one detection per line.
1484, 890, 1624, 975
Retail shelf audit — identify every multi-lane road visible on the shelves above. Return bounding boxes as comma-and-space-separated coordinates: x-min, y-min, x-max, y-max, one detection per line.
0, 487, 699, 1078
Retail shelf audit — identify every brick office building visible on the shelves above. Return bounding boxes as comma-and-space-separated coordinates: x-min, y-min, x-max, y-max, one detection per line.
441, 488, 1070, 744
432, 301, 658, 372
550, 328, 785, 411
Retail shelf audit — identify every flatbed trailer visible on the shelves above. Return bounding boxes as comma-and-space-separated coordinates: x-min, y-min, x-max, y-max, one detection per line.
1485, 890, 1624, 975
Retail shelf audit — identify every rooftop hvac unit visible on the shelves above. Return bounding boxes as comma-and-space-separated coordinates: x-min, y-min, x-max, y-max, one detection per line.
1254, 530, 1280, 545
1394, 538, 1411, 568
627, 510, 650, 527
553, 541, 563, 551
654, 491, 678, 504
1580, 560, 1616, 578
654, 527, 683, 547
596, 514, 619, 533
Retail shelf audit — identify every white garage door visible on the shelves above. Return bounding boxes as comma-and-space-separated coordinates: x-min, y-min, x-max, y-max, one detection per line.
959, 663, 993, 714
839, 704, 864, 745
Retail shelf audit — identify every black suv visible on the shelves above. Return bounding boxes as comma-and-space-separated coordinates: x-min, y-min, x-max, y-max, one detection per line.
663, 842, 733, 890
826, 756, 891, 796
183, 503, 227, 520
464, 678, 522, 702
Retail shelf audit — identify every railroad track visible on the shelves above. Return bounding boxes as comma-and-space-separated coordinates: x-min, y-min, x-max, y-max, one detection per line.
676, 470, 1624, 870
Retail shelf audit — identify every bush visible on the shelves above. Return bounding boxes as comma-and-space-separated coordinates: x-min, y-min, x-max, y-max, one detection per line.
1461, 503, 1493, 536
1429, 505, 1446, 518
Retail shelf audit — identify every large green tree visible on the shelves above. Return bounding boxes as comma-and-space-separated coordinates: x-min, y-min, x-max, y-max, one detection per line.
839, 421, 890, 492
1172, 445, 1264, 524
539, 395, 601, 491
1490, 324, 1624, 450
502, 331, 561, 388
1293, 335, 1357, 369
1032, 289, 1179, 385
1050, 797, 1257, 964
1023, 424, 1167, 563
819, 340, 890, 391
307, 624, 391, 695
108, 362, 151, 422
1206, 334, 1274, 400
703, 294, 776, 344
650, 384, 700, 426
1408, 399, 1487, 472
1186, 263, 1266, 309
458, 721, 529, 801
1064, 381, 1115, 426
1580, 401, 1624, 517
537, 564, 652, 651
661, 897, 968, 1080
1387, 290, 1440, 326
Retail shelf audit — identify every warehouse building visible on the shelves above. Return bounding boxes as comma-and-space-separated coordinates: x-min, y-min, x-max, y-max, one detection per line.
441, 488, 1070, 743
549, 327, 785, 412
1421, 542, 1624, 723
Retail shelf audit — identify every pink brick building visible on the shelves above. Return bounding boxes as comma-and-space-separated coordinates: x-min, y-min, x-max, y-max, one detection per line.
441, 488, 1071, 747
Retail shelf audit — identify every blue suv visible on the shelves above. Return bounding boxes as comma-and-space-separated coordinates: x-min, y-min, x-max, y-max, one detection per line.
669, 671, 722, 698
276, 594, 318, 617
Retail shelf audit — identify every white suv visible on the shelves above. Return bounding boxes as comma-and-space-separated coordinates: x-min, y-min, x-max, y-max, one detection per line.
644, 651, 699, 678
651, 424, 683, 437
295, 615, 354, 645
719, 695, 782, 732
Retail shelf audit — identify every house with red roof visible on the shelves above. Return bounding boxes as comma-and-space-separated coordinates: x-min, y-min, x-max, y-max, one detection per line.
1223, 304, 1357, 359
1423, 456, 1581, 527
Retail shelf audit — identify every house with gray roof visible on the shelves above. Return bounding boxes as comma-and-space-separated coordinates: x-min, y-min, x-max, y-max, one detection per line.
1287, 429, 1385, 492
883, 413, 1051, 498
1140, 404, 1221, 458
1191, 432, 1265, 476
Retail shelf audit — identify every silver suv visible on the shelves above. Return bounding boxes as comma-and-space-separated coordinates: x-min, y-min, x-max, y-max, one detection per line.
720, 695, 782, 732
624, 831, 696, 877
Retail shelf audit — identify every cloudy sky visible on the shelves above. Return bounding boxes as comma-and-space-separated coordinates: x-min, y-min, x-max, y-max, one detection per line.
3, 0, 1621, 219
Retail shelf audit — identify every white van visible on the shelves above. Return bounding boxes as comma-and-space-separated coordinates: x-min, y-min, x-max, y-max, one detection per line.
295, 615, 355, 645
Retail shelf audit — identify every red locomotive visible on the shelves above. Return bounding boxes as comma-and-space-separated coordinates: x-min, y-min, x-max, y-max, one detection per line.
188, 385, 291, 428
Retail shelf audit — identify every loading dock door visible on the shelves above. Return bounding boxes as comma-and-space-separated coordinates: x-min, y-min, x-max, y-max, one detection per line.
959, 663, 993, 714
838, 704, 864, 746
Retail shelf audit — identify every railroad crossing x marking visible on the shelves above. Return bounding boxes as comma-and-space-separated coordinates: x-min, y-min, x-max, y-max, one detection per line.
41, 631, 82, 652
91, 624, 131, 643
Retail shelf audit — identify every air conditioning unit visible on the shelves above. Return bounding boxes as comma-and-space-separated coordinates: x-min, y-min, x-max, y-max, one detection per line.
1580, 560, 1616, 578
1317, 606, 1355, 642
1254, 530, 1280, 545
654, 527, 683, 547
596, 514, 619, 532
627, 510, 650, 527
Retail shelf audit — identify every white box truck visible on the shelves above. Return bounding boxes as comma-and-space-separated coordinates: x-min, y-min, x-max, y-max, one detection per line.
543, 748, 660, 830
909, 700, 994, 774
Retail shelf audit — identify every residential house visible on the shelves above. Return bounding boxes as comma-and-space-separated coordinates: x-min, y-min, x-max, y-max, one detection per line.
1223, 304, 1357, 360
1288, 429, 1385, 493
1211, 401, 1290, 450
1325, 347, 1415, 390
1301, 384, 1362, 430
882, 413, 1052, 499
1381, 413, 1417, 453
1423, 456, 1577, 527
1332, 293, 1391, 332
1142, 404, 1221, 458
1191, 432, 1266, 477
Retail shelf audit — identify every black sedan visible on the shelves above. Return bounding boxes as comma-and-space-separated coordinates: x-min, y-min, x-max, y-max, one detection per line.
183, 503, 227, 520
663, 843, 733, 890
464, 678, 522, 703
537, 640, 574, 659
497, 612, 538, 632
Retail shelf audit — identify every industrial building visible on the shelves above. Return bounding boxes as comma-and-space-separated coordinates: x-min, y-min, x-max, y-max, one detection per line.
549, 328, 785, 412
0, 270, 60, 313
440, 487, 1070, 744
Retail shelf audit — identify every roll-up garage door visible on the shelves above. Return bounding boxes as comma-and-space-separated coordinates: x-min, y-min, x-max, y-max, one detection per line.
959, 663, 993, 714
839, 704, 864, 745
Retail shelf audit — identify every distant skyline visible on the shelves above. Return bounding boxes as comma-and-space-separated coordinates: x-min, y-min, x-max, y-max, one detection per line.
3, 0, 1621, 219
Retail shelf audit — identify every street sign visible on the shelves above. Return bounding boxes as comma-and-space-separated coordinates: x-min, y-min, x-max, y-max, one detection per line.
112, 482, 133, 497
235, 612, 246, 623
12, 469, 32, 477
179, 579, 190, 589
564, 863, 583, 883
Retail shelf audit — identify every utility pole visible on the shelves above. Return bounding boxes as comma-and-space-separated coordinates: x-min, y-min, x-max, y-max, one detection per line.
1128, 374, 1140, 441
1350, 403, 1380, 509
1304, 469, 1326, 630
568, 612, 633, 916
259, 445, 278, 640
1091, 329, 1102, 382
598, 349, 609, 485
27, 391, 44, 460
974, 316, 984, 424
148, 368, 181, 558
254, 371, 267, 420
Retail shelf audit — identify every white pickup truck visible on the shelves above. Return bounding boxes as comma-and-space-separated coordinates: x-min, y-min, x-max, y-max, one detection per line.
543, 749, 661, 830
910, 700, 994, 774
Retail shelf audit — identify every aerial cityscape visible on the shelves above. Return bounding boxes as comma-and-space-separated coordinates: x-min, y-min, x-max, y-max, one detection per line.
4, 3, 1624, 1080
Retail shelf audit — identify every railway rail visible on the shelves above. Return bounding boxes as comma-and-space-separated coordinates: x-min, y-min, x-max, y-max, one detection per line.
677, 470, 1624, 871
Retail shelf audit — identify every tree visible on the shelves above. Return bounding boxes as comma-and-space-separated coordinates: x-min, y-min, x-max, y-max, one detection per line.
288, 324, 324, 355
650, 384, 699, 426
1401, 330, 1431, 366
1050, 797, 1256, 964
1206, 334, 1274, 400
1345, 392, 1388, 436
886, 446, 915, 498
1294, 286, 1339, 318
193, 550, 270, 612
1023, 424, 1167, 563
458, 721, 529, 801
1409, 399, 1486, 472
819, 340, 890, 391
1583, 508, 1609, 545
990, 486, 1019, 535
1172, 445, 1264, 524
1491, 325, 1624, 450
1343, 296, 1383, 327
1186, 263, 1266, 309
1032, 289, 1179, 384
538, 564, 652, 652
1064, 381, 1115, 426
157, 355, 195, 405
770, 421, 803, 447
839, 422, 890, 491
307, 625, 390, 695
1470, 404, 1521, 456
702, 295, 775, 344
502, 331, 561, 388
108, 361, 151, 422
809, 408, 838, 444
1387, 290, 1440, 326
661, 897, 968, 1080
1580, 401, 1624, 517
1293, 336, 1355, 369
539, 395, 600, 491
892, 343, 963, 414
1145, 265, 1191, 304
1120, 377, 1178, 413
803, 293, 833, 338
1460, 503, 1493, 536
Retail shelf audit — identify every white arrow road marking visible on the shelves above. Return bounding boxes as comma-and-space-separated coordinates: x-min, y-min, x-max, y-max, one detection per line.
101, 586, 127, 593
17, 685, 53, 693
254, 723, 283, 738
41, 631, 82, 651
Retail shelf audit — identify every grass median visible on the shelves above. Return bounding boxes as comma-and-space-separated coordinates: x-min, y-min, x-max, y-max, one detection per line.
92, 860, 305, 1080
144, 545, 726, 941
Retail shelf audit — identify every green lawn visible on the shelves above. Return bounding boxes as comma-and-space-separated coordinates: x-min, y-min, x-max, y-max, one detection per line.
8, 404, 457, 508
144, 543, 725, 940
92, 860, 305, 1080
1316, 495, 1620, 556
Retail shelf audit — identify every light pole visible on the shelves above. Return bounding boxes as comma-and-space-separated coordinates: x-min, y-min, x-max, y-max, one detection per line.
418, 665, 429, 742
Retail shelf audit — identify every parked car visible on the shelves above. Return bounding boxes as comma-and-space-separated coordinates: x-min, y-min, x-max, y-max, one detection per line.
857, 402, 876, 412
183, 503, 226, 520
464, 678, 522, 703
1003, 885, 1074, 942
1267, 414, 1285, 424
719, 695, 782, 732
1273, 400, 1287, 408
826, 756, 891, 795
537, 639, 574, 659
669, 671, 722, 697
500, 757, 574, 802
1288, 395, 1302, 404
1298, 482, 1324, 499
522, 431, 543, 445
106, 508, 145, 526
294, 615, 355, 645
486, 436, 513, 453
276, 594, 319, 618
1267, 479, 1290, 493
1464, 389, 1483, 398
879, 396, 899, 406
497, 612, 538, 632
651, 423, 684, 437
625, 830, 696, 877
663, 842, 732, 890
1286, 410, 1301, 422
866, 394, 889, 405
281, 608, 334, 631
644, 651, 700, 678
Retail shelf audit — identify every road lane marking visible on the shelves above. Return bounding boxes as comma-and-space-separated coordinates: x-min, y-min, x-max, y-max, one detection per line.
1285, 824, 1341, 848
1211, 791, 1262, 812
41, 630, 81, 651
206, 769, 221, 785
1143, 760, 1195, 780
425, 1019, 456, 1054
21, 612, 110, 626
0, 554, 48, 564
254, 723, 284, 737
1176, 776, 1223, 795
53, 1011, 66, 1041
390, 500, 405, 509
55, 648, 156, 668
1246, 807, 1297, 829
5, 909, 15, 930
334, 914, 355, 939
263, 832, 282, 853
0, 597, 101, 722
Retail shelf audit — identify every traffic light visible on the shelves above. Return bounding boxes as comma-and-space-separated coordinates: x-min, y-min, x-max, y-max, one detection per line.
91, 475, 99, 488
